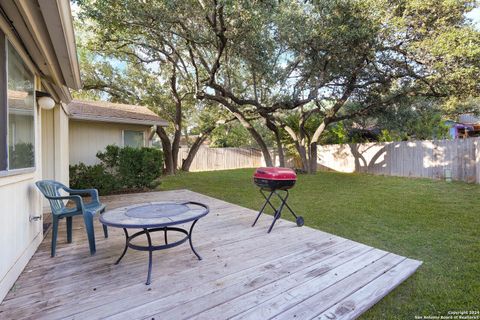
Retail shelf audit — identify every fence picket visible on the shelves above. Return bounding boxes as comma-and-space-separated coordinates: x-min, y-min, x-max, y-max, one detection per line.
316, 138, 480, 183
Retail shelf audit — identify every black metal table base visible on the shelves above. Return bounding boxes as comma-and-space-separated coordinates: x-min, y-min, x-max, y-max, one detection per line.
115, 219, 201, 285
252, 189, 304, 233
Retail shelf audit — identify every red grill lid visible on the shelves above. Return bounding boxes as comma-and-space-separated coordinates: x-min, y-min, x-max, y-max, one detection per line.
254, 167, 297, 180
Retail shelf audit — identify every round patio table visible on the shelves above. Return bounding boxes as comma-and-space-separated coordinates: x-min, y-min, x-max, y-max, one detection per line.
100, 201, 209, 285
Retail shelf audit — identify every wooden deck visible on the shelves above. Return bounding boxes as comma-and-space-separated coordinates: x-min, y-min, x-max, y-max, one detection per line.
0, 190, 422, 320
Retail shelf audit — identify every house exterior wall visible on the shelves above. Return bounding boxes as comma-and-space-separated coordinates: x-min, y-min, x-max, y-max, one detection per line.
54, 104, 70, 184
0, 0, 80, 304
0, 88, 43, 303
41, 108, 55, 181
69, 120, 152, 165
40, 104, 70, 210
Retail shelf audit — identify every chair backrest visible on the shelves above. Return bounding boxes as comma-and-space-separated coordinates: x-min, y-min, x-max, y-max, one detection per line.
35, 180, 67, 214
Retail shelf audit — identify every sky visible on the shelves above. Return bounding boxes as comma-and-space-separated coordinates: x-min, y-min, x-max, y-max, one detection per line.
466, 7, 480, 29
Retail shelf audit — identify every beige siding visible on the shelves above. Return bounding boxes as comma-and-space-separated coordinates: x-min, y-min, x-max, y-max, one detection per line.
40, 105, 70, 210
0, 95, 43, 302
69, 121, 151, 165
0, 175, 44, 300
41, 108, 55, 181
54, 105, 69, 184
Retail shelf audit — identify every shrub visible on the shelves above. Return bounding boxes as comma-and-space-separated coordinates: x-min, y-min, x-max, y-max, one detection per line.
97, 145, 163, 189
69, 163, 118, 195
70, 145, 163, 195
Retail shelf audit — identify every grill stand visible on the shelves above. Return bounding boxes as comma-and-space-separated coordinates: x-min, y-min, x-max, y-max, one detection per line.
252, 189, 304, 233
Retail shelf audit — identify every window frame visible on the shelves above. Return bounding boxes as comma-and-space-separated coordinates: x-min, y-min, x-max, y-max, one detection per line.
122, 130, 145, 148
0, 31, 37, 176
0, 31, 7, 171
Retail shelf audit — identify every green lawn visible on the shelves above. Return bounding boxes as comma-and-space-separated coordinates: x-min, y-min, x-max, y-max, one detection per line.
159, 169, 480, 319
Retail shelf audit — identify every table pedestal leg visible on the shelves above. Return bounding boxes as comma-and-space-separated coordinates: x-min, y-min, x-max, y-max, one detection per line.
144, 228, 153, 285
115, 228, 129, 265
112, 222, 203, 285
189, 219, 202, 260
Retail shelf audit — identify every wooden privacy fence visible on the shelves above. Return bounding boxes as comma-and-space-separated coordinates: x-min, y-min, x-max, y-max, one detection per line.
178, 147, 263, 172
317, 138, 480, 183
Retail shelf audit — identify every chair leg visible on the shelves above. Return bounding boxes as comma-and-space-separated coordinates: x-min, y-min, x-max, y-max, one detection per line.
51, 217, 59, 257
66, 217, 73, 243
82, 213, 96, 255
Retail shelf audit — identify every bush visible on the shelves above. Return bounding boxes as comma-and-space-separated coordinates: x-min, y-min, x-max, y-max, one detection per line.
69, 163, 118, 195
70, 145, 163, 195
97, 145, 163, 189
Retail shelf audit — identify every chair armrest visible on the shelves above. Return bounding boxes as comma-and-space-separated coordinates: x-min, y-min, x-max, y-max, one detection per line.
45, 195, 85, 213
64, 187, 100, 203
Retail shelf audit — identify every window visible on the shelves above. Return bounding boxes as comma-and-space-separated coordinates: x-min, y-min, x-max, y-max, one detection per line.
0, 32, 35, 172
123, 130, 144, 148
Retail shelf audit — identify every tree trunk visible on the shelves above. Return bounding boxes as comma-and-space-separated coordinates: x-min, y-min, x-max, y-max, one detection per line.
170, 63, 182, 172
181, 127, 214, 171
265, 118, 285, 167
298, 144, 309, 172
171, 127, 181, 171
309, 142, 318, 174
201, 92, 273, 166
275, 133, 285, 167
248, 126, 273, 167
156, 127, 175, 175
230, 109, 272, 166
283, 125, 307, 171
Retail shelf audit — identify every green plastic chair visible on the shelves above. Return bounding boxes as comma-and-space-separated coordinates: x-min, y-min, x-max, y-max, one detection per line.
35, 180, 108, 257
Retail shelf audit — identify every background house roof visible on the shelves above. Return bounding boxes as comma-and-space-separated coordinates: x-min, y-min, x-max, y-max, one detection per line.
67, 100, 168, 126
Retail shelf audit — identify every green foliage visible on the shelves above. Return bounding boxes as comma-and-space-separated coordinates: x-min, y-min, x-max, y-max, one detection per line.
374, 98, 450, 141
96, 144, 120, 169
70, 145, 163, 194
211, 123, 251, 148
378, 129, 393, 142
320, 123, 350, 145
210, 121, 275, 148
76, 0, 480, 169
69, 163, 118, 195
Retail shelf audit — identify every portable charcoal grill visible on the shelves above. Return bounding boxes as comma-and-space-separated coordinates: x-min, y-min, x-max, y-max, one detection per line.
252, 167, 304, 233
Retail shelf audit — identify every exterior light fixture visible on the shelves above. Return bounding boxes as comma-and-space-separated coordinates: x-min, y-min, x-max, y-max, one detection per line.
36, 91, 56, 110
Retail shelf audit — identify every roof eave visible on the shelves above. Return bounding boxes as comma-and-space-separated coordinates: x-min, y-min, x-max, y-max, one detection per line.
70, 115, 169, 127
38, 0, 81, 90
1, 0, 80, 103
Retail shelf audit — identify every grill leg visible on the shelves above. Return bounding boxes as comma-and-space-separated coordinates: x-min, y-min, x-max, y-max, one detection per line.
252, 189, 274, 227
272, 190, 296, 218
274, 190, 303, 222
267, 190, 288, 233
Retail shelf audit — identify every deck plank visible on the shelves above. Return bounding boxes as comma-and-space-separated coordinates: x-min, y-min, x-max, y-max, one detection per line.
315, 258, 422, 320
0, 190, 422, 320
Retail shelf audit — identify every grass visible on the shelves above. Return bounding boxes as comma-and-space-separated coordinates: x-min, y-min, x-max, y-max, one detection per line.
158, 169, 480, 319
